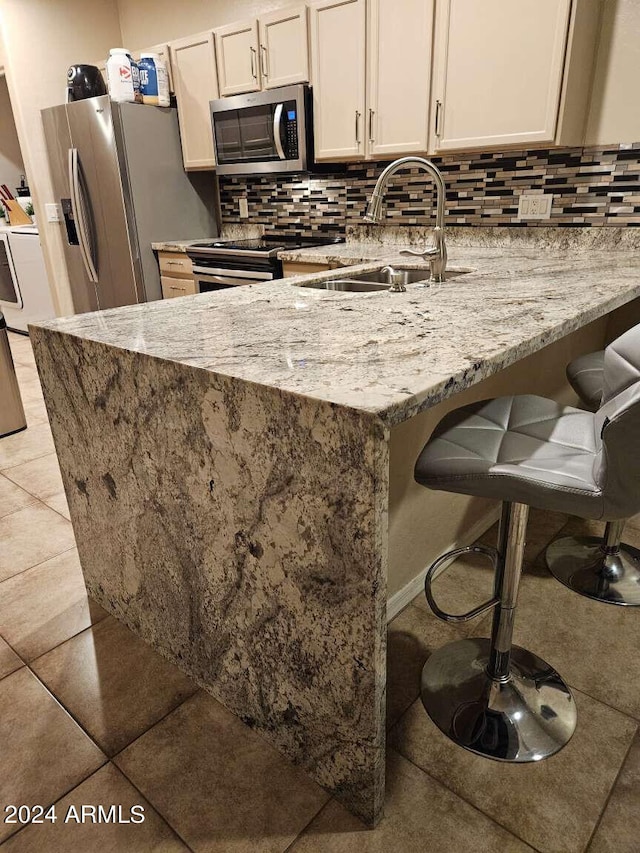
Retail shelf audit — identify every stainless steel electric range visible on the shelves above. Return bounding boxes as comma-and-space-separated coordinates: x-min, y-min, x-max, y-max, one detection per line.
186, 234, 345, 292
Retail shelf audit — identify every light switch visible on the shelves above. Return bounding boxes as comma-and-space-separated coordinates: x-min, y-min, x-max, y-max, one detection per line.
238, 197, 249, 218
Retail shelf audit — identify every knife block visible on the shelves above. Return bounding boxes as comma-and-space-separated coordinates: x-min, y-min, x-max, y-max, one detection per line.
4, 200, 32, 226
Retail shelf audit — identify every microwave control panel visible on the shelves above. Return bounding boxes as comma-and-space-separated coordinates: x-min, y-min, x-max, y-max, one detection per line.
283, 104, 299, 159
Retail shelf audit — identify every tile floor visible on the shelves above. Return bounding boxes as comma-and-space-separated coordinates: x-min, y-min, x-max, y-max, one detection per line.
1, 330, 639, 852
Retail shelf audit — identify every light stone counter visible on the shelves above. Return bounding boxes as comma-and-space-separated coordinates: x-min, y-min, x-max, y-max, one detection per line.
30, 227, 640, 827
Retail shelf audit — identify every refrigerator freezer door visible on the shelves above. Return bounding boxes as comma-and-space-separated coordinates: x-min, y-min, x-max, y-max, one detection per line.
112, 103, 218, 302
42, 105, 99, 314
65, 96, 143, 309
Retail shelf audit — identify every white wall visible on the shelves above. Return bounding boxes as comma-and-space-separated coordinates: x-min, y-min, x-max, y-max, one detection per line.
117, 0, 287, 48
586, 0, 640, 145
0, 75, 24, 194
0, 0, 122, 315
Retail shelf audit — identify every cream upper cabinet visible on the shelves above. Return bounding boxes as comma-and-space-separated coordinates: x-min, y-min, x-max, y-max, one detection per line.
214, 18, 261, 96
366, 0, 433, 157
309, 0, 367, 160
431, 0, 572, 152
132, 44, 174, 91
258, 6, 310, 89
169, 31, 219, 170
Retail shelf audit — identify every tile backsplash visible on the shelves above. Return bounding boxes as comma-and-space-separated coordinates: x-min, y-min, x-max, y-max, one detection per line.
218, 143, 640, 235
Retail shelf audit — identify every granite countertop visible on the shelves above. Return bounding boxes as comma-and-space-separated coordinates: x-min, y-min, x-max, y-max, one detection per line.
152, 237, 218, 253
37, 229, 640, 427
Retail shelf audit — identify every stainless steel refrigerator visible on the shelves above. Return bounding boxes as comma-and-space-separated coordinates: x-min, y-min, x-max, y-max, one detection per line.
42, 95, 219, 313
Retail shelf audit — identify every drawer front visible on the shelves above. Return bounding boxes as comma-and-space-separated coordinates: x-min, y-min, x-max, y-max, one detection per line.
161, 275, 197, 299
282, 261, 331, 277
158, 251, 194, 277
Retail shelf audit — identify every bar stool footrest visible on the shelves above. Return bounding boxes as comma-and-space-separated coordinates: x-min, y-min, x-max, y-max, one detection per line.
547, 535, 640, 606
421, 637, 576, 762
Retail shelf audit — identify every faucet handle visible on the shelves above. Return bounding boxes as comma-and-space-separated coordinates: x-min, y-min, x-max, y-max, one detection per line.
400, 246, 439, 258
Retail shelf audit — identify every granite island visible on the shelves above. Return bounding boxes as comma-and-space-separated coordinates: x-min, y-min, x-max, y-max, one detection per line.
31, 228, 640, 825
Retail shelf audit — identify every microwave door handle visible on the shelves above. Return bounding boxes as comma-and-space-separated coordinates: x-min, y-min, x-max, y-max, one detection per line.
273, 103, 286, 160
68, 148, 98, 283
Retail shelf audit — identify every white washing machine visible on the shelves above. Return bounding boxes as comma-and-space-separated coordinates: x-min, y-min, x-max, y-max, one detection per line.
0, 226, 56, 333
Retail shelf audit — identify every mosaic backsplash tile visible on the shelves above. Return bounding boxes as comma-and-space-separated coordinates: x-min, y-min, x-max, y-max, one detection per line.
218, 144, 640, 236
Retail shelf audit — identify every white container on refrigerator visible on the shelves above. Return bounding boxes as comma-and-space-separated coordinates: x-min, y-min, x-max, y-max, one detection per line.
0, 229, 56, 333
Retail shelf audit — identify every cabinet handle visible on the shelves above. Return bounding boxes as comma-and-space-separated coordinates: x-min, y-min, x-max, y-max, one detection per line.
368, 108, 375, 143
250, 47, 257, 80
355, 110, 361, 145
167, 260, 183, 265
435, 100, 443, 137
260, 45, 269, 78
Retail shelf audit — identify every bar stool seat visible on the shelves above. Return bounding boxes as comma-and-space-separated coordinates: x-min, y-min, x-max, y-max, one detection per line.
546, 342, 640, 606
414, 324, 640, 764
566, 350, 605, 411
415, 394, 601, 517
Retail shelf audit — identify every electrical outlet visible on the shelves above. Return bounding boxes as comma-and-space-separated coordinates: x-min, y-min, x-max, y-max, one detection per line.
45, 203, 61, 223
238, 197, 249, 219
517, 194, 553, 220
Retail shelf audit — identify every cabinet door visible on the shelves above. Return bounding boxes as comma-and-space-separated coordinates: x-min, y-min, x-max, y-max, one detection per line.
170, 32, 219, 170
432, 0, 572, 151
367, 0, 433, 158
214, 19, 261, 96
309, 0, 366, 161
258, 6, 309, 89
132, 44, 174, 92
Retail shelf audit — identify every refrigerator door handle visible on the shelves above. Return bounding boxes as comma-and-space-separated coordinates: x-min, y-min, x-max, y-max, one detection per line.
68, 148, 98, 283
273, 104, 286, 160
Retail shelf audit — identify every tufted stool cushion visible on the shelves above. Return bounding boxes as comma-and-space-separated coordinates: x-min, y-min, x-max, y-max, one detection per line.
415, 394, 602, 518
567, 350, 605, 411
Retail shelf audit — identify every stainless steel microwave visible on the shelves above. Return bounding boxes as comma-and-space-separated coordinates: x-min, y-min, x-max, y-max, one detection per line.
210, 84, 312, 176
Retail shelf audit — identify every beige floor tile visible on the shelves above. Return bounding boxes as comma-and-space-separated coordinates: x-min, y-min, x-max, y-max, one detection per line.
387, 599, 492, 730
31, 616, 199, 756
0, 422, 54, 471
43, 491, 71, 521
0, 763, 189, 853
115, 691, 330, 853
291, 750, 533, 853
21, 396, 50, 427
0, 668, 105, 843
0, 636, 22, 681
0, 548, 107, 662
0, 474, 37, 519
390, 689, 637, 853
4, 453, 64, 501
589, 733, 640, 853
0, 502, 75, 582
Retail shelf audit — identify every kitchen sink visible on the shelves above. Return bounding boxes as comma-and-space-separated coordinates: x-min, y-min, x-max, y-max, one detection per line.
296, 279, 389, 292
293, 264, 473, 292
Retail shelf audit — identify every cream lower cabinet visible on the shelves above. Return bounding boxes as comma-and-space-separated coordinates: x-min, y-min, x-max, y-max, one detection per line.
431, 0, 573, 151
170, 31, 219, 170
309, 0, 433, 161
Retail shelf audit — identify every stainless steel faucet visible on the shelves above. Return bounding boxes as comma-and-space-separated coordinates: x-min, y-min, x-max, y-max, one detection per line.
363, 156, 448, 283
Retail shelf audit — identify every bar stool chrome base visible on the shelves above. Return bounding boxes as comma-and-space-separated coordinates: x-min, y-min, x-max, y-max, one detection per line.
421, 637, 577, 762
547, 535, 640, 606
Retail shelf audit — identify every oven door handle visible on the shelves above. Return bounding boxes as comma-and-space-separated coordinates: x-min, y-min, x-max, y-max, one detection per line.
192, 265, 274, 281
273, 103, 286, 160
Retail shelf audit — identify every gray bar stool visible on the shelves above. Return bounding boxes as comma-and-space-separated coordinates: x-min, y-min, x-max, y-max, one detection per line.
546, 343, 640, 605
413, 324, 640, 763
